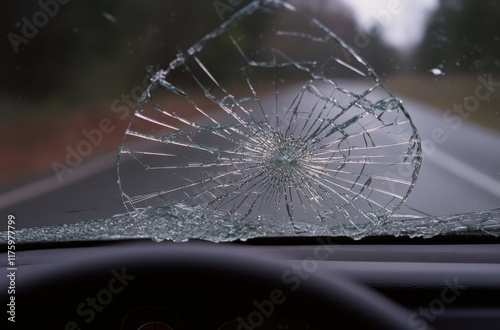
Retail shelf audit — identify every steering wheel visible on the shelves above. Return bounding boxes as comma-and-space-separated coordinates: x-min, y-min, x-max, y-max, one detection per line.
13, 241, 423, 329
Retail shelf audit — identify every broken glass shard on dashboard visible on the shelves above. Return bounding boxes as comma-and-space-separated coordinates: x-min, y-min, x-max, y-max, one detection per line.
117, 0, 422, 233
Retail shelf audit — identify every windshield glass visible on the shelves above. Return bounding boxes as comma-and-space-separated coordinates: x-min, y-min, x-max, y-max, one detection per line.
1, 0, 499, 243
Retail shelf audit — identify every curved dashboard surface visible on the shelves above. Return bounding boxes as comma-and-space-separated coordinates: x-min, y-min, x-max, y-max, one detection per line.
1, 240, 500, 329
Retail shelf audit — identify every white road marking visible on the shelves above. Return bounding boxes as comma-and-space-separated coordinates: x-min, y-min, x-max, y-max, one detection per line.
428, 148, 500, 199
0, 153, 117, 209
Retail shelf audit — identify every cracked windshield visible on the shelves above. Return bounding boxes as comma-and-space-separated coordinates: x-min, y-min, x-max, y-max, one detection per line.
1, 0, 499, 243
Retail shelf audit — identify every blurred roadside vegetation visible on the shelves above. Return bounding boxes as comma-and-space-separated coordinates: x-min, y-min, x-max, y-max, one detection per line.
1, 1, 499, 118
1, 1, 224, 120
0, 0, 499, 183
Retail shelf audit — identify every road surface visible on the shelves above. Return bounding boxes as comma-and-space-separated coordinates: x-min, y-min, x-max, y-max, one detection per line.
1, 98, 499, 230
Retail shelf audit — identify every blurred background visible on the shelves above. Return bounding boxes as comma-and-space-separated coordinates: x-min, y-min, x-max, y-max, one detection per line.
1, 0, 499, 227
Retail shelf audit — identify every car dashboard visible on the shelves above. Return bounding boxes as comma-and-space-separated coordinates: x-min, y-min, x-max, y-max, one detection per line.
1, 238, 500, 329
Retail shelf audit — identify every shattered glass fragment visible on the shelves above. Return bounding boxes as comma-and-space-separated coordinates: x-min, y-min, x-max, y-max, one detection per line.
117, 0, 422, 236
2, 208, 499, 244
430, 67, 445, 76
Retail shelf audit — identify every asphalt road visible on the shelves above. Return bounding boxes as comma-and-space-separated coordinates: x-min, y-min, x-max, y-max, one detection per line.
1, 98, 499, 231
